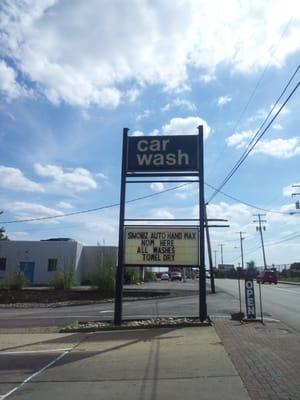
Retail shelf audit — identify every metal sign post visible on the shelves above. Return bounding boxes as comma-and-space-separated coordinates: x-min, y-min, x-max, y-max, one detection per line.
198, 126, 207, 321
114, 128, 128, 326
114, 126, 207, 325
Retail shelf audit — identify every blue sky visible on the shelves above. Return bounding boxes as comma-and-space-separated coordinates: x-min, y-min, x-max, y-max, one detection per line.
0, 0, 300, 267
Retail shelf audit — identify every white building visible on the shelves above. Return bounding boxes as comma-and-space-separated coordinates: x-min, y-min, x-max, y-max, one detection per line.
0, 239, 117, 285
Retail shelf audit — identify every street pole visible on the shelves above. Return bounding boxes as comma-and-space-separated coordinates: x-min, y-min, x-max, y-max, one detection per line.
114, 128, 129, 326
239, 232, 245, 270
213, 250, 218, 269
253, 214, 267, 269
198, 125, 207, 322
237, 232, 245, 315
219, 244, 224, 266
205, 205, 215, 294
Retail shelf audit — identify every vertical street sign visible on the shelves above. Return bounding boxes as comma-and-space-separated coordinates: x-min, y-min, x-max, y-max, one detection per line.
244, 279, 256, 319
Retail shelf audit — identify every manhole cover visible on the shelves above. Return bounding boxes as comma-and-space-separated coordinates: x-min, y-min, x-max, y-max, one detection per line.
255, 326, 290, 335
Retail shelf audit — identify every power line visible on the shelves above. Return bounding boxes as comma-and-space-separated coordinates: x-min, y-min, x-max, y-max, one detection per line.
205, 182, 288, 215
1, 179, 296, 225
208, 66, 300, 203
230, 232, 300, 262
207, 19, 293, 175
0, 182, 191, 224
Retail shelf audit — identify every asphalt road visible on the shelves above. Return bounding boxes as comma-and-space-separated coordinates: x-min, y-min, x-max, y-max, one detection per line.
0, 279, 298, 331
214, 279, 300, 332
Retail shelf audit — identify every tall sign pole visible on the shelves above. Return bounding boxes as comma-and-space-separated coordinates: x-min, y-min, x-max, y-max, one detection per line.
198, 125, 207, 321
114, 128, 128, 325
205, 205, 215, 294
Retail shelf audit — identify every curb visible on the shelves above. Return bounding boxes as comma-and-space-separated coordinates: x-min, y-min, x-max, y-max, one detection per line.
60, 317, 211, 333
278, 280, 300, 286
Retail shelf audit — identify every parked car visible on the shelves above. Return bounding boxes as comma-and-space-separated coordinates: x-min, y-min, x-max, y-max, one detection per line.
256, 270, 278, 284
161, 273, 170, 281
170, 271, 182, 281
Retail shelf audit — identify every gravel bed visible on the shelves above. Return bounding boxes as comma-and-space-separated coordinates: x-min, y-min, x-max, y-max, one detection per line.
60, 317, 211, 332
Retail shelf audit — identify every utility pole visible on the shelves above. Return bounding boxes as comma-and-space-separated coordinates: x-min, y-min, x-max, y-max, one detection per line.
204, 205, 215, 293
292, 184, 300, 210
213, 250, 218, 269
253, 214, 267, 269
238, 232, 246, 270
218, 244, 224, 266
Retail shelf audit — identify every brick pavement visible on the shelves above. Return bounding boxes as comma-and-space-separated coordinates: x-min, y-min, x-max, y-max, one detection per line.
214, 319, 300, 400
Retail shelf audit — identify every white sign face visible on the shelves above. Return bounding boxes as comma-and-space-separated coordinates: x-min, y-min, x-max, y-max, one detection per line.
124, 227, 199, 266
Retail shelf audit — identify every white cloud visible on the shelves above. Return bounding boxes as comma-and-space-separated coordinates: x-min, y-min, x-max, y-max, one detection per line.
0, 165, 44, 192
56, 201, 73, 209
217, 95, 232, 107
131, 130, 144, 137
253, 138, 300, 158
151, 208, 175, 220
199, 74, 216, 83
273, 123, 283, 130
136, 109, 151, 121
5, 201, 63, 220
282, 182, 300, 197
0, 60, 28, 100
161, 98, 196, 112
1, 1, 299, 105
96, 172, 108, 180
162, 116, 211, 139
175, 180, 197, 199
126, 88, 140, 102
150, 182, 165, 192
34, 164, 97, 191
226, 130, 254, 149
227, 131, 300, 158
207, 202, 252, 223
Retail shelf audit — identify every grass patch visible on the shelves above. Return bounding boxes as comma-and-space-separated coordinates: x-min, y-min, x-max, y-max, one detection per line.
91, 264, 115, 297
0, 271, 28, 290
49, 268, 75, 290
279, 276, 300, 282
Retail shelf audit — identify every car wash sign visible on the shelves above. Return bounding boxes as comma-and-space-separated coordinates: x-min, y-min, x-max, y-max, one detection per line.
126, 135, 199, 172
245, 279, 256, 319
124, 226, 199, 266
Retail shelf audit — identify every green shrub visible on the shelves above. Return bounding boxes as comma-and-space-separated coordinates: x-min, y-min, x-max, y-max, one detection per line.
143, 270, 155, 282
124, 269, 140, 284
6, 271, 27, 290
49, 268, 75, 290
91, 264, 115, 297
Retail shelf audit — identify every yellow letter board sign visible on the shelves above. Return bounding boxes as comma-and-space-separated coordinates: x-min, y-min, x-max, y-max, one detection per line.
124, 226, 199, 266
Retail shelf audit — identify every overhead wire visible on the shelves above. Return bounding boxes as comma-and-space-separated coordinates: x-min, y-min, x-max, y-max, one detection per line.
230, 232, 300, 262
207, 18, 294, 174
1, 179, 297, 225
208, 65, 300, 203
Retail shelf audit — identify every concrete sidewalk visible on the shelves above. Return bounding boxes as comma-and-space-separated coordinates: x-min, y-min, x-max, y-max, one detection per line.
0, 326, 250, 400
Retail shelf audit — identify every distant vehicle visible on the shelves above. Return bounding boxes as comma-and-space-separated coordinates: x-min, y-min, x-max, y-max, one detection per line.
170, 271, 182, 281
256, 270, 278, 284
161, 273, 170, 281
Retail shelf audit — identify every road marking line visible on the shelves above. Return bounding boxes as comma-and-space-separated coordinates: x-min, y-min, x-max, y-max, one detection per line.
0, 350, 70, 400
0, 348, 73, 355
277, 287, 299, 295
99, 310, 113, 313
